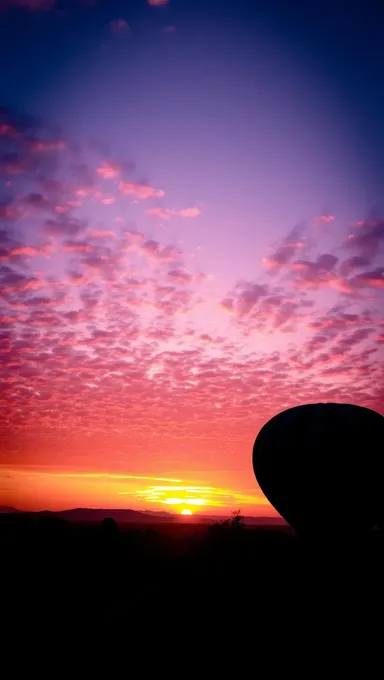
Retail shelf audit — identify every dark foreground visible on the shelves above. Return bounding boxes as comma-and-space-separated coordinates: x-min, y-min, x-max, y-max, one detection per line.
1, 514, 383, 663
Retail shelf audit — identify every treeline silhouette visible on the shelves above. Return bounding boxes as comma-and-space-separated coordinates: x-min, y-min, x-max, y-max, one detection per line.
1, 511, 383, 642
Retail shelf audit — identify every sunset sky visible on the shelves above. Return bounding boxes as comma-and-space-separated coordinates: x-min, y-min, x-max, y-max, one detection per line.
1, 0, 383, 515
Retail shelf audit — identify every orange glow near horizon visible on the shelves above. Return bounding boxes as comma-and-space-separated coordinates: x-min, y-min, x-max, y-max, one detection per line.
0, 465, 274, 516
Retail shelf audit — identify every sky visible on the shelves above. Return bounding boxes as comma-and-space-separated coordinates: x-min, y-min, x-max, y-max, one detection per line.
0, 0, 383, 515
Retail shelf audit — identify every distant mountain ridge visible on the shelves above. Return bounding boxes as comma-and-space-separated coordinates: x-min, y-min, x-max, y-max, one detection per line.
1, 507, 176, 523
0, 506, 285, 525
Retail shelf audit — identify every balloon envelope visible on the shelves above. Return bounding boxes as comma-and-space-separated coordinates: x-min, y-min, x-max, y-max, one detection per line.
253, 403, 384, 537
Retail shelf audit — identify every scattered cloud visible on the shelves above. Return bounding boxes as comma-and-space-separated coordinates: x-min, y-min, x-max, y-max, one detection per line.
339, 256, 370, 277
178, 206, 201, 218
262, 225, 306, 272
344, 219, 384, 260
313, 215, 335, 225
119, 181, 165, 200
350, 268, 384, 289
147, 207, 171, 220
88, 229, 116, 239
220, 281, 269, 318
290, 253, 339, 289
148, 206, 201, 220
27, 139, 66, 153
44, 218, 87, 238
96, 161, 121, 179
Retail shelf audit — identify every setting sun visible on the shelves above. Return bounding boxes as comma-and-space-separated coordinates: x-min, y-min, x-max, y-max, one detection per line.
181, 509, 192, 516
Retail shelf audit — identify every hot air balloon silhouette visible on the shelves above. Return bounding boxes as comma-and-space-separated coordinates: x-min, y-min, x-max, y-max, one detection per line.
253, 403, 383, 538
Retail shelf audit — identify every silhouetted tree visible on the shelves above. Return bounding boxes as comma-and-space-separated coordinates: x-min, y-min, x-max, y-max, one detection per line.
230, 510, 244, 530
98, 517, 119, 542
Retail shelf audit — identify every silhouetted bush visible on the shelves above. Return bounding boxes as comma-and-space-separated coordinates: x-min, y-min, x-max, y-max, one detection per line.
98, 517, 119, 540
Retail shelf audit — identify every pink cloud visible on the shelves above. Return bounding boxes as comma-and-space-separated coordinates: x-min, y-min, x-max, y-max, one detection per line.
0, 152, 29, 175
148, 207, 172, 220
219, 298, 234, 313
9, 246, 40, 257
339, 256, 370, 277
262, 226, 306, 272
178, 206, 201, 218
44, 218, 86, 238
88, 229, 116, 239
27, 139, 66, 152
168, 269, 192, 284
67, 271, 89, 286
81, 251, 122, 273
313, 215, 335, 225
344, 219, 384, 259
119, 181, 165, 200
290, 253, 339, 289
0, 202, 16, 220
0, 267, 44, 294
119, 230, 145, 252
148, 206, 201, 220
326, 268, 384, 296
308, 310, 363, 333
0, 123, 18, 137
0, 228, 53, 263
63, 240, 94, 254
75, 188, 93, 198
96, 161, 121, 179
350, 268, 384, 289
220, 282, 269, 318
193, 272, 212, 284
328, 278, 355, 294
138, 239, 182, 263
54, 203, 76, 214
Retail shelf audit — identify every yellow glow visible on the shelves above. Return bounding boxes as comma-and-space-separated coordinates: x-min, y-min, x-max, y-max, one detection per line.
161, 497, 207, 506
130, 483, 269, 510
1, 465, 271, 514
162, 498, 184, 505
181, 509, 192, 516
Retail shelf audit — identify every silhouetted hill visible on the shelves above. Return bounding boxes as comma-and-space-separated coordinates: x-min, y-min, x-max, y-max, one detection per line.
0, 505, 286, 526
0, 506, 175, 522
39, 507, 177, 523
